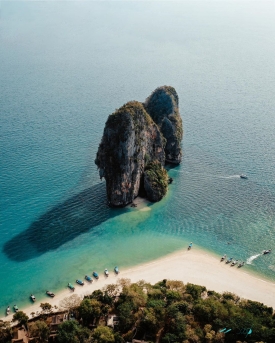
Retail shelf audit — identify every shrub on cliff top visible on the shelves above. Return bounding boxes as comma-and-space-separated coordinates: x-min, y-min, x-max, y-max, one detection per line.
107, 101, 153, 133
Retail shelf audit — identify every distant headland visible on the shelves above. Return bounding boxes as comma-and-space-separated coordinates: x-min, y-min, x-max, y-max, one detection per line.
95, 86, 183, 207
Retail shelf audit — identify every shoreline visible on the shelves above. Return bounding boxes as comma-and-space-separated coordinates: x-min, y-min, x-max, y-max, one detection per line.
2, 246, 275, 322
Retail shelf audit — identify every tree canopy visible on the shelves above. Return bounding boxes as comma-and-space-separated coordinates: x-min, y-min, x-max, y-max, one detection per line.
29, 320, 50, 343
56, 320, 90, 343
5, 279, 275, 343
12, 311, 29, 326
91, 326, 115, 343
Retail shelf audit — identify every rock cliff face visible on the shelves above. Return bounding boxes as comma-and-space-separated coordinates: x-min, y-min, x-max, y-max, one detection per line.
144, 86, 183, 164
95, 86, 183, 207
95, 101, 166, 207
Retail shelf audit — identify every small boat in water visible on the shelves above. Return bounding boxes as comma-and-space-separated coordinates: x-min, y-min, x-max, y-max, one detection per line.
46, 291, 55, 297
226, 257, 233, 264
85, 275, 93, 282
6, 306, 10, 315
263, 249, 271, 255
30, 294, 36, 302
93, 271, 99, 279
231, 260, 238, 266
104, 269, 109, 277
238, 261, 245, 268
240, 174, 248, 179
76, 279, 84, 286
68, 283, 75, 291
220, 254, 226, 262
13, 305, 19, 313
114, 266, 119, 274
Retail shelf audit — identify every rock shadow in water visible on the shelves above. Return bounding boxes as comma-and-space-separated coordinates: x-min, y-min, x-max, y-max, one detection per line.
3, 183, 123, 262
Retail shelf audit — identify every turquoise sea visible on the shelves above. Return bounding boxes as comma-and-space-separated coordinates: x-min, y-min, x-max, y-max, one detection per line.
1, 1, 275, 314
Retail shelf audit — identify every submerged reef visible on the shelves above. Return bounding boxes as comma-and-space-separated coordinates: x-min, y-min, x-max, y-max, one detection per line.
95, 86, 183, 207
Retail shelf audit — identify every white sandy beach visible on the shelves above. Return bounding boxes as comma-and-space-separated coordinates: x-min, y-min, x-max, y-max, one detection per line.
2, 247, 275, 322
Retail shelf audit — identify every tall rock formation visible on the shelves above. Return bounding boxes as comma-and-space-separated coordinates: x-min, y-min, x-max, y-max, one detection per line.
144, 86, 183, 164
95, 101, 166, 207
95, 86, 183, 207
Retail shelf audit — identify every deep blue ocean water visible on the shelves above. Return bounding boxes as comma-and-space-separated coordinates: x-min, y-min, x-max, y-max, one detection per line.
1, 1, 275, 314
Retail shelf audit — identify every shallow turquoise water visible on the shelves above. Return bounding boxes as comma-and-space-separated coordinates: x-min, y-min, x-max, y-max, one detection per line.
1, 1, 275, 314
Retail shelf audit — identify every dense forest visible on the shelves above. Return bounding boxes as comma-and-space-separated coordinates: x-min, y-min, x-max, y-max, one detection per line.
1, 279, 275, 343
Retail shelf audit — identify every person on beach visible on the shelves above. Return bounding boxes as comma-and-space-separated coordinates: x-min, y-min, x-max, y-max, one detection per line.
188, 242, 193, 250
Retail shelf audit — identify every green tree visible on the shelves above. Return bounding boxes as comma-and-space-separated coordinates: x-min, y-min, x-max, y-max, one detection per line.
166, 302, 188, 319
56, 320, 90, 343
194, 298, 229, 324
163, 306, 186, 343
222, 291, 239, 303
78, 298, 102, 326
91, 326, 115, 343
185, 283, 206, 301
88, 289, 113, 307
140, 307, 160, 335
240, 299, 273, 317
147, 287, 164, 300
12, 311, 29, 326
117, 301, 135, 331
114, 332, 123, 343
0, 321, 12, 343
162, 332, 178, 343
166, 290, 182, 305
118, 282, 147, 310
207, 290, 222, 300
137, 298, 166, 340
29, 320, 50, 343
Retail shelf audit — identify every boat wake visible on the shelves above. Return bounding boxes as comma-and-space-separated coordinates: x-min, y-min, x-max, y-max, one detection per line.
224, 175, 242, 179
209, 174, 242, 180
246, 254, 261, 264
171, 170, 241, 180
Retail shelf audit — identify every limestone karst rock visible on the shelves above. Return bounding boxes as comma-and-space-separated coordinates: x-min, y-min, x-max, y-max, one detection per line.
95, 86, 183, 207
144, 86, 183, 164
95, 101, 166, 207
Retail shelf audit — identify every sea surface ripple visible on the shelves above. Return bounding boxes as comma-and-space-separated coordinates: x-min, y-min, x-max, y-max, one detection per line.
0, 1, 274, 313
